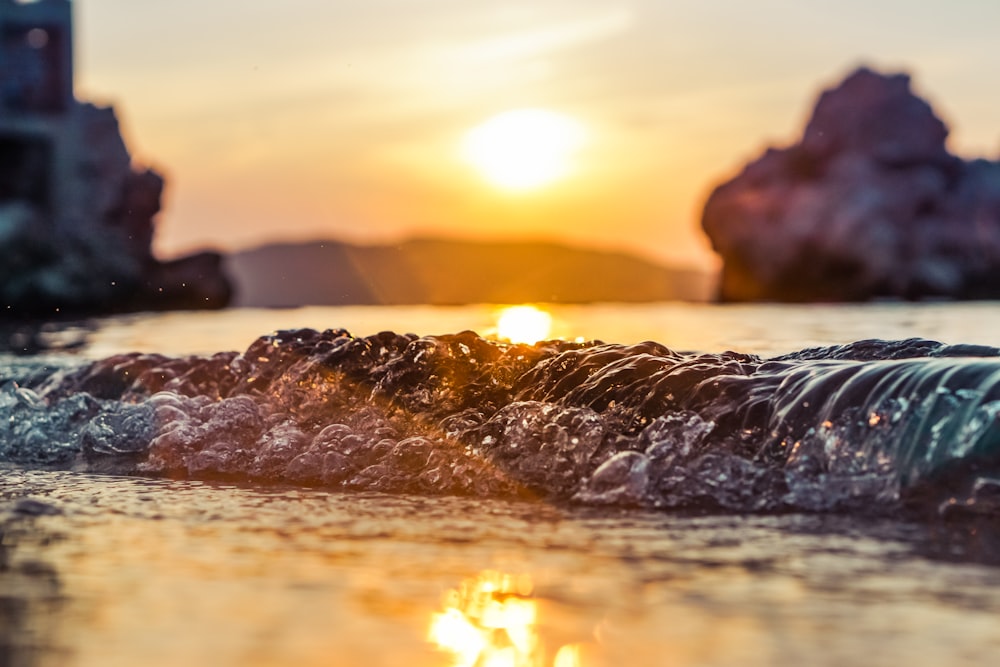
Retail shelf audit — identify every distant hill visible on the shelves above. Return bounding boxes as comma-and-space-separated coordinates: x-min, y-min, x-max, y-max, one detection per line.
225, 239, 712, 307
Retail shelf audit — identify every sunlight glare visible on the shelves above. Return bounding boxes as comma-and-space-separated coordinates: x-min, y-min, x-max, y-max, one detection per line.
554, 644, 584, 667
429, 571, 582, 667
462, 109, 586, 191
496, 305, 553, 344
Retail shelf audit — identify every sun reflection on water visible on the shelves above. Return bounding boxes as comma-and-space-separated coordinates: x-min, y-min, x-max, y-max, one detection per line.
428, 571, 583, 667
494, 306, 553, 344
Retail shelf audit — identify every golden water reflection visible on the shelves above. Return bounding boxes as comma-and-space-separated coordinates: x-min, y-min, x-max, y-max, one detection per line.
429, 570, 584, 667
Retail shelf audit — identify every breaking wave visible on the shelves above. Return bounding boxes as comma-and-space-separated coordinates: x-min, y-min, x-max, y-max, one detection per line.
3, 329, 1000, 517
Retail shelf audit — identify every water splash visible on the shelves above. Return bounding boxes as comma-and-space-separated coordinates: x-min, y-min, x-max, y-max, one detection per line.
3, 330, 1000, 516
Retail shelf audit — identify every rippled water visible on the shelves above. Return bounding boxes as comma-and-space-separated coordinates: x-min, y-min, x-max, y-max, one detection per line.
4, 469, 1000, 667
3, 303, 1000, 666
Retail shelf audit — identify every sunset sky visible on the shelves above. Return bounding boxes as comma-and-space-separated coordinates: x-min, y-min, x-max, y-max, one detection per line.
73, 1, 1000, 270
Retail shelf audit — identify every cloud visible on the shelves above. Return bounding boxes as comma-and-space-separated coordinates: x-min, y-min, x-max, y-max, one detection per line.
437, 9, 634, 67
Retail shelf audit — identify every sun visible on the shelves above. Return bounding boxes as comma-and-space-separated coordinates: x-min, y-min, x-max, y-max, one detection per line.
462, 109, 586, 191
495, 305, 553, 344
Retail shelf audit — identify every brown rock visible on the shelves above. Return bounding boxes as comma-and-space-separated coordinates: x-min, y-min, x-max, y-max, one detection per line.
702, 66, 1000, 302
0, 2, 230, 318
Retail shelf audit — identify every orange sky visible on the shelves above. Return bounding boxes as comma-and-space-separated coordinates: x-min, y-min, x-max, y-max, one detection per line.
73, 1, 1000, 270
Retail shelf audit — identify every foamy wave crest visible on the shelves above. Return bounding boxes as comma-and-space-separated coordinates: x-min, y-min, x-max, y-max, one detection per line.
3, 329, 1000, 517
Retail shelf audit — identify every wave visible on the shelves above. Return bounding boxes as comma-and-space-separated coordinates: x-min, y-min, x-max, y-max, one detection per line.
3, 329, 1000, 517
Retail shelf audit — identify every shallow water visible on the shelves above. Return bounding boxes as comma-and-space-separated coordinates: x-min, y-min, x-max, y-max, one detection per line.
4, 302, 1000, 666
4, 469, 1000, 667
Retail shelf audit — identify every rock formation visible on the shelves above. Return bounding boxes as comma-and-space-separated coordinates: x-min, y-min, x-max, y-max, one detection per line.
0, 0, 230, 318
702, 66, 1000, 302
0, 104, 232, 317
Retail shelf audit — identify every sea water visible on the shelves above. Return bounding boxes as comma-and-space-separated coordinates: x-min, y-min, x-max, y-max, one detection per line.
3, 302, 1000, 666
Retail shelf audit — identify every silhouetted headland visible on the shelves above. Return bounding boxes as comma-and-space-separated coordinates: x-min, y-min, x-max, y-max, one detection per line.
0, 1, 230, 319
226, 238, 713, 306
703, 66, 1000, 302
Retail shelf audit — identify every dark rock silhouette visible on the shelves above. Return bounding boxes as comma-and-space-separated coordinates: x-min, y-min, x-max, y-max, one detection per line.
0, 1, 230, 318
702, 67, 1000, 302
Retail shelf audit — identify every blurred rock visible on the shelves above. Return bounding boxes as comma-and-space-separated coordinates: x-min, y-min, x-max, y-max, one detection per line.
141, 252, 232, 311
702, 66, 1000, 302
0, 1, 230, 318
0, 104, 231, 317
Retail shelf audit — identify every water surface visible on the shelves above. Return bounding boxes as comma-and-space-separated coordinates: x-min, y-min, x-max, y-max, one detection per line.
3, 302, 1000, 666
4, 468, 1000, 667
